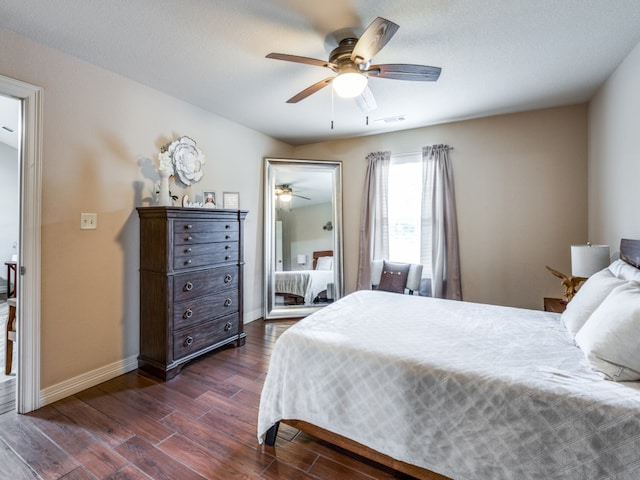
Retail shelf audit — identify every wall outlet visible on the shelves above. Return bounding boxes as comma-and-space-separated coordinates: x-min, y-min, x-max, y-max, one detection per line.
80, 212, 97, 230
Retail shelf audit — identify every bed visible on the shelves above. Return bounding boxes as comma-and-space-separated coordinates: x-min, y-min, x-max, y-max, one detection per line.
274, 250, 334, 305
258, 239, 640, 480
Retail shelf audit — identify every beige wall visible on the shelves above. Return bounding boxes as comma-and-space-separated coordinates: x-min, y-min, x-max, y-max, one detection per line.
0, 26, 293, 388
589, 40, 640, 251
294, 105, 588, 309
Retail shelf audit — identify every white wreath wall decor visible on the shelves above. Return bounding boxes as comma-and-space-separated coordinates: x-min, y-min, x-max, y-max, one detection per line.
158, 136, 205, 186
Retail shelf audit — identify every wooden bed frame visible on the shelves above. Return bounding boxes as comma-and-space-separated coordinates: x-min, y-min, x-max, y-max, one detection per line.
264, 239, 640, 480
265, 420, 450, 479
311, 249, 333, 270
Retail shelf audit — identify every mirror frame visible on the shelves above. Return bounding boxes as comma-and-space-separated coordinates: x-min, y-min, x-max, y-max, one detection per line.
264, 157, 344, 319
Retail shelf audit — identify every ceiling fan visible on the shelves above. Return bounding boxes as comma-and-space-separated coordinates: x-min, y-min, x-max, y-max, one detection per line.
266, 17, 441, 112
275, 184, 311, 202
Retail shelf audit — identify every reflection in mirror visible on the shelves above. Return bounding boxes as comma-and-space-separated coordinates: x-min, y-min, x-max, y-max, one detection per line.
264, 158, 343, 319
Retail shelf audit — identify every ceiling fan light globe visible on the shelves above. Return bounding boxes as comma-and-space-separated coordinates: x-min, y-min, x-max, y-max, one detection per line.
279, 193, 292, 202
333, 72, 368, 98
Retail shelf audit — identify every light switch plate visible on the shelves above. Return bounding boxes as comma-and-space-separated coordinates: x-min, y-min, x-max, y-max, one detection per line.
80, 212, 97, 230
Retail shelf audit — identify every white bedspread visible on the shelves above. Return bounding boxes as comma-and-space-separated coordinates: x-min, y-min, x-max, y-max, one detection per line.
258, 290, 640, 480
275, 270, 333, 304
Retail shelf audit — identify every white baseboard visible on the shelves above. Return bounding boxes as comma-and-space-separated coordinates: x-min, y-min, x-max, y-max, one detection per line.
38, 311, 264, 406
245, 307, 264, 323
40, 355, 138, 406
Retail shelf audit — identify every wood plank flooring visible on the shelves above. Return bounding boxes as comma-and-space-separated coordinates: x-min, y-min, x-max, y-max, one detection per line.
0, 319, 415, 479
0, 377, 16, 415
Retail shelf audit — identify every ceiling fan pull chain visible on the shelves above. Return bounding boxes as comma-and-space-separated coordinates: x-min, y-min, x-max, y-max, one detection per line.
331, 87, 334, 130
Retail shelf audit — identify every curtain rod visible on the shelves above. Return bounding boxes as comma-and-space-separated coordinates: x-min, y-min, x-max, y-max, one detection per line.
392, 146, 454, 157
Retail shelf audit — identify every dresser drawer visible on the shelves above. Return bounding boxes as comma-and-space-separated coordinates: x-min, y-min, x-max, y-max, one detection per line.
173, 245, 239, 270
173, 290, 239, 330
174, 242, 237, 259
174, 313, 239, 360
174, 220, 238, 245
173, 266, 239, 302
174, 229, 239, 246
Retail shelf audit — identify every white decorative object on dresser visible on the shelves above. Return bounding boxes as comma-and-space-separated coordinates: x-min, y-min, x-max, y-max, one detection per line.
137, 207, 247, 380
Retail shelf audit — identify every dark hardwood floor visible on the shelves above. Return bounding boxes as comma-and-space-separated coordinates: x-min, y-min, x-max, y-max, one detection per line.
0, 319, 414, 479
0, 377, 16, 415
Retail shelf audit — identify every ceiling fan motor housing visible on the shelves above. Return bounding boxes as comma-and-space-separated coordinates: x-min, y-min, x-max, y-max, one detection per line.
330, 38, 368, 72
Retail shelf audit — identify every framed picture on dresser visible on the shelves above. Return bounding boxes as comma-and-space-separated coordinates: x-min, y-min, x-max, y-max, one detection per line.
223, 191, 240, 209
203, 191, 216, 208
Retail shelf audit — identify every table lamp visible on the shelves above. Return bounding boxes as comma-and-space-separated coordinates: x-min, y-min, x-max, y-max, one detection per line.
571, 243, 610, 277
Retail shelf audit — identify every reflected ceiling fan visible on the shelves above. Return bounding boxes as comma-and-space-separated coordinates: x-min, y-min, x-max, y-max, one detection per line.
266, 17, 441, 112
275, 184, 311, 202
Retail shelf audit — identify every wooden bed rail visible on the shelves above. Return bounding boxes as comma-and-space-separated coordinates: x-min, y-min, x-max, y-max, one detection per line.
265, 420, 451, 480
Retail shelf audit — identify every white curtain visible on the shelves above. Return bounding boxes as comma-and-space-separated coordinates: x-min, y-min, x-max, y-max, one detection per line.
356, 151, 390, 290
422, 145, 462, 300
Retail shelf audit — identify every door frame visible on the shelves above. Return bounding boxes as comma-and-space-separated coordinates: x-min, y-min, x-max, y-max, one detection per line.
0, 74, 43, 413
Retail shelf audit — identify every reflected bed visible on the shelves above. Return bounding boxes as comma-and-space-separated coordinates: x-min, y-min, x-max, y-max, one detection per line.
274, 250, 334, 305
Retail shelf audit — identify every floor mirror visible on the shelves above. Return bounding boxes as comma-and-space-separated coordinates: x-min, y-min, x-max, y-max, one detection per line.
264, 158, 343, 319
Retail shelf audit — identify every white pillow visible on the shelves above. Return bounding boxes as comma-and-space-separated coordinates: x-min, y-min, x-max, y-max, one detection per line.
315, 256, 333, 270
560, 268, 625, 337
608, 259, 640, 282
575, 282, 640, 381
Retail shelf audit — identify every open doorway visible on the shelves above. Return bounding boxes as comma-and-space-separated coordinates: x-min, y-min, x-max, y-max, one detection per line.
0, 74, 43, 415
0, 94, 20, 413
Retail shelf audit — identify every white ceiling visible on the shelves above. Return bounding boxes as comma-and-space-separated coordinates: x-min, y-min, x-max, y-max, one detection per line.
1, 1, 640, 146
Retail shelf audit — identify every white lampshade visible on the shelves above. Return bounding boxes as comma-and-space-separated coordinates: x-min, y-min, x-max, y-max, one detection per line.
571, 244, 610, 277
297, 254, 306, 265
333, 71, 368, 98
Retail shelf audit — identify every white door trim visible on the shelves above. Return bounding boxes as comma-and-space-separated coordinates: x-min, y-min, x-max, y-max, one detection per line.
0, 74, 43, 414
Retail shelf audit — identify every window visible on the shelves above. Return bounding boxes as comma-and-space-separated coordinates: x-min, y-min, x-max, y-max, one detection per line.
388, 153, 431, 272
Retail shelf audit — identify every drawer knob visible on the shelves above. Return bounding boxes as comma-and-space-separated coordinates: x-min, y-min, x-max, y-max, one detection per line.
225, 235, 231, 240
224, 298, 232, 307
184, 281, 193, 291
185, 259, 192, 265
185, 224, 193, 230
224, 274, 232, 283
225, 255, 230, 261
184, 247, 192, 253
224, 245, 230, 250
225, 224, 230, 229
224, 322, 232, 332
183, 309, 193, 319
184, 336, 194, 347
184, 236, 193, 242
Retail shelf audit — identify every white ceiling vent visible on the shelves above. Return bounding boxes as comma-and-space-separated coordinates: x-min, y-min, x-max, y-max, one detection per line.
374, 115, 406, 124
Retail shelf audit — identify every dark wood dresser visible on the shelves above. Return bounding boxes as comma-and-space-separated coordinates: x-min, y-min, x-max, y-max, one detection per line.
137, 207, 248, 380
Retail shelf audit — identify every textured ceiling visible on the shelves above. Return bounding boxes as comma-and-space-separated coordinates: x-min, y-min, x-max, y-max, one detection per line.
1, 1, 640, 146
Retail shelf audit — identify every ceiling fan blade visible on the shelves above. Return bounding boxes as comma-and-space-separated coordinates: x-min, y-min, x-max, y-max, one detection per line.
266, 53, 337, 70
286, 77, 333, 103
350, 17, 399, 65
293, 194, 311, 201
355, 85, 377, 113
367, 63, 442, 81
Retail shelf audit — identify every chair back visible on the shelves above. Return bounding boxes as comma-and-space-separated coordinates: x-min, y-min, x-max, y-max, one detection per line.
370, 260, 423, 294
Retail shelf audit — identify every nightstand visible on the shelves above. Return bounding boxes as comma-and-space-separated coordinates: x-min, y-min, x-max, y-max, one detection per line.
544, 297, 567, 313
